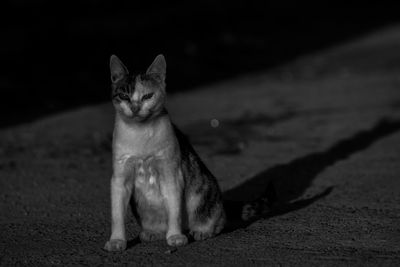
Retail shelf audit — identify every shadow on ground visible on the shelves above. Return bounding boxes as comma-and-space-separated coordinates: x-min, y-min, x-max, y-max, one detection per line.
125, 118, 400, 247
222, 118, 400, 232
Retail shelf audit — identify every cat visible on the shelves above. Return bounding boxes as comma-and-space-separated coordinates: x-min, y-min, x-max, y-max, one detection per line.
104, 55, 275, 252
104, 55, 226, 251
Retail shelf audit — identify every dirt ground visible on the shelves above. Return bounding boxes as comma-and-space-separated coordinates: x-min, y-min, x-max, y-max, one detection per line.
1, 26, 400, 266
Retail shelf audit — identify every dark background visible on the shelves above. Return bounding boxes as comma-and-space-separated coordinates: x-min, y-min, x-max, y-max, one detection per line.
2, 1, 400, 128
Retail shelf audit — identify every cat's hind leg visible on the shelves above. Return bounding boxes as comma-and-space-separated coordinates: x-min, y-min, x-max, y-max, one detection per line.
189, 208, 225, 241
187, 193, 226, 241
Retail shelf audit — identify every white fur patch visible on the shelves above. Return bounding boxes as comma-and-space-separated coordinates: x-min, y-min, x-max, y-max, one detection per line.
119, 101, 133, 117
134, 162, 161, 205
116, 154, 131, 165
132, 91, 139, 102
135, 164, 146, 185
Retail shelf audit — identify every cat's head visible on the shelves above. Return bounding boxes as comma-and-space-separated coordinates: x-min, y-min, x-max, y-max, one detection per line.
110, 54, 167, 122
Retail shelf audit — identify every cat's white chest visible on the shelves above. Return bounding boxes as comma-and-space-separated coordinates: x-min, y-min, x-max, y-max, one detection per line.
115, 129, 154, 156
112, 114, 174, 205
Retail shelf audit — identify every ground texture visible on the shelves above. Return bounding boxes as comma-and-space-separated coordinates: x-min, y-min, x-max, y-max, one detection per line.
1, 26, 400, 266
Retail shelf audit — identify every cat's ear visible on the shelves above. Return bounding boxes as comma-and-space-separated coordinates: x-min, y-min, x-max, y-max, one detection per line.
110, 55, 129, 83
146, 54, 166, 76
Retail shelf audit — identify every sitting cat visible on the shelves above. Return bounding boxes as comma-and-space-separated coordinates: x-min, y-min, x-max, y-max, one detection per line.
104, 55, 227, 251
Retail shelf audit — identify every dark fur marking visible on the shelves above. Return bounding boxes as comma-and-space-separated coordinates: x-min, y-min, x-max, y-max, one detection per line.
173, 125, 223, 223
111, 75, 136, 100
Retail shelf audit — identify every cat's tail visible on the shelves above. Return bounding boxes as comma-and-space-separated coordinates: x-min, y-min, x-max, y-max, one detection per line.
223, 182, 278, 223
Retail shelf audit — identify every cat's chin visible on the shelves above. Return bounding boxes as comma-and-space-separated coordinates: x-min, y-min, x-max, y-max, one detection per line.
131, 115, 150, 122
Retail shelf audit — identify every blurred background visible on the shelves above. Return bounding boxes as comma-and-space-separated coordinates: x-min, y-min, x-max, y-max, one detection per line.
2, 1, 400, 128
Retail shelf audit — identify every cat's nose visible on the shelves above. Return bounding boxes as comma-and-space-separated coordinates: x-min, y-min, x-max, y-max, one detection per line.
130, 103, 140, 113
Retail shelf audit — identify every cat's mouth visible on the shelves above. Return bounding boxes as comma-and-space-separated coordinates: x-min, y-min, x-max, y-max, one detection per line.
115, 101, 152, 122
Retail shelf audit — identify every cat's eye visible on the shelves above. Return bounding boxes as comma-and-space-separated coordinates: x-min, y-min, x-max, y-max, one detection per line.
118, 93, 130, 101
141, 92, 154, 101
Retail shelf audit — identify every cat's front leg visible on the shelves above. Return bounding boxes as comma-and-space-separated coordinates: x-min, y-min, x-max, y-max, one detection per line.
104, 175, 133, 252
161, 166, 188, 247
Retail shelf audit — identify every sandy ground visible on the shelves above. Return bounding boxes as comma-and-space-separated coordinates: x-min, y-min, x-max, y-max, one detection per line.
1, 26, 400, 266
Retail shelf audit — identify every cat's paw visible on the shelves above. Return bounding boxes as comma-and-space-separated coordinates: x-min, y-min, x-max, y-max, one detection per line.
167, 234, 188, 247
104, 239, 127, 252
190, 230, 213, 241
139, 230, 164, 242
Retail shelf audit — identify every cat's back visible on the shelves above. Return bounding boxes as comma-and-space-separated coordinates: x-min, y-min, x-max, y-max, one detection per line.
173, 124, 226, 233
173, 124, 220, 187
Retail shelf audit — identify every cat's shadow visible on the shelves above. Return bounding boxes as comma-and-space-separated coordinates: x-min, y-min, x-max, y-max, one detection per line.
222, 118, 400, 232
